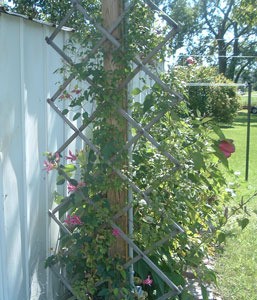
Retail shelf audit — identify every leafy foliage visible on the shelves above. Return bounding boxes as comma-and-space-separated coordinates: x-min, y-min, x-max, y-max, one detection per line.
45, 85, 234, 299
169, 65, 240, 124
9, 0, 102, 28
8, 0, 257, 83
40, 1, 239, 299
161, 0, 257, 83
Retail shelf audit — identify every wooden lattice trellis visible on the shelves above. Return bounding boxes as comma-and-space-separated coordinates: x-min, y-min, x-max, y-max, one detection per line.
46, 0, 185, 299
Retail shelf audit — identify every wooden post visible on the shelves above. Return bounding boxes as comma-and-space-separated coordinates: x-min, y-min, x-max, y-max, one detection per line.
101, 0, 128, 259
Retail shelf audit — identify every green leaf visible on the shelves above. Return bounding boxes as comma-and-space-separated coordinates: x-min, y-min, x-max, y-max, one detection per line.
113, 288, 119, 296
53, 192, 63, 205
97, 289, 109, 297
62, 109, 69, 115
56, 175, 65, 185
120, 269, 126, 280
201, 284, 209, 300
181, 290, 194, 300
204, 269, 217, 284
69, 179, 78, 186
102, 143, 115, 160
143, 94, 154, 113
201, 117, 213, 124
63, 164, 77, 172
217, 232, 226, 243
212, 124, 226, 139
131, 87, 142, 96
191, 151, 205, 170
82, 111, 89, 122
59, 200, 73, 218
142, 84, 150, 91
214, 149, 229, 168
238, 218, 250, 230
45, 255, 57, 268
73, 112, 81, 121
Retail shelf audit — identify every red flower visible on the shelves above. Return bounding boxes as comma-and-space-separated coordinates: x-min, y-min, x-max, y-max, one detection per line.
64, 214, 83, 226
71, 88, 82, 94
112, 228, 120, 237
59, 92, 71, 99
67, 181, 86, 193
219, 139, 235, 158
143, 275, 153, 286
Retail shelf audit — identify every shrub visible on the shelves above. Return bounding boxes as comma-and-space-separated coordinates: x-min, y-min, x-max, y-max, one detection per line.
170, 66, 240, 124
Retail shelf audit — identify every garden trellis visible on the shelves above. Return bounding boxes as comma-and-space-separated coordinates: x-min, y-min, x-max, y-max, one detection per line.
46, 0, 185, 298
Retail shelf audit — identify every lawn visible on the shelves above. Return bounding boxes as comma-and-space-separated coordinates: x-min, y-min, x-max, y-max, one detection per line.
214, 108, 257, 300
223, 109, 257, 182
239, 91, 257, 107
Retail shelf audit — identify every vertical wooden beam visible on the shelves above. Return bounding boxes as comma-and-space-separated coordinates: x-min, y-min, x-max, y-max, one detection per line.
101, 0, 128, 259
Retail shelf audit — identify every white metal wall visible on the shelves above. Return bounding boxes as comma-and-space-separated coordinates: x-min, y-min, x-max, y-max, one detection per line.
0, 12, 72, 300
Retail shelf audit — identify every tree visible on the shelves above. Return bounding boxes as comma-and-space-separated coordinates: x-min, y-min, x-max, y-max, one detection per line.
10, 0, 257, 83
161, 0, 257, 83
9, 0, 100, 28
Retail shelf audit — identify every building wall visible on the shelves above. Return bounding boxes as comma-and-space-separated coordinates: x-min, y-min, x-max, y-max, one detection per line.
0, 12, 72, 300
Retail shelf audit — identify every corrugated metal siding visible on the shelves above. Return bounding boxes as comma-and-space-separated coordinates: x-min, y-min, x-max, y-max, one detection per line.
0, 13, 72, 300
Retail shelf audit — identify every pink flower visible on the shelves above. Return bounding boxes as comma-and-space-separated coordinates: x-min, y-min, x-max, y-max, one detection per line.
64, 214, 83, 226
219, 139, 235, 158
68, 183, 77, 193
112, 228, 120, 237
43, 152, 60, 173
43, 160, 55, 173
66, 150, 77, 162
67, 181, 86, 193
55, 152, 60, 162
143, 275, 153, 286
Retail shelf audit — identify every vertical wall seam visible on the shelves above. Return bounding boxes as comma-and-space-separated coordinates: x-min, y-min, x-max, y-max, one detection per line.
19, 17, 30, 300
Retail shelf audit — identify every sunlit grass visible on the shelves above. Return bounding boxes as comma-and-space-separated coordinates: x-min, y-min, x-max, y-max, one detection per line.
239, 91, 257, 107
215, 217, 257, 300
215, 109, 257, 300
222, 110, 257, 184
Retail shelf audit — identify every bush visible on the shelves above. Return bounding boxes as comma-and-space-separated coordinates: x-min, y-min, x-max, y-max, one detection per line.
170, 66, 240, 124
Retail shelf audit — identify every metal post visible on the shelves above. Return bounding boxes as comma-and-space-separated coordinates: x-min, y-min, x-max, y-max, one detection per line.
245, 82, 252, 181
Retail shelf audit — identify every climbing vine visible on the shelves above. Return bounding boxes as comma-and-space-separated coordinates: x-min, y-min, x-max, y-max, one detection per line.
44, 1, 237, 299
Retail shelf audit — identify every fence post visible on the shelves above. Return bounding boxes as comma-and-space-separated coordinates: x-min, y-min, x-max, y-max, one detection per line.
102, 0, 128, 259
245, 82, 252, 181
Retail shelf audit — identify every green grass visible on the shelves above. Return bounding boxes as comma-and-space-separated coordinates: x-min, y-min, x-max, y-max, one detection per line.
214, 109, 257, 299
239, 92, 257, 107
215, 219, 257, 300
222, 110, 257, 183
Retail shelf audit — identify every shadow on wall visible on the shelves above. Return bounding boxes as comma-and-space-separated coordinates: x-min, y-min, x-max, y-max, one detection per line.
0, 12, 74, 300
